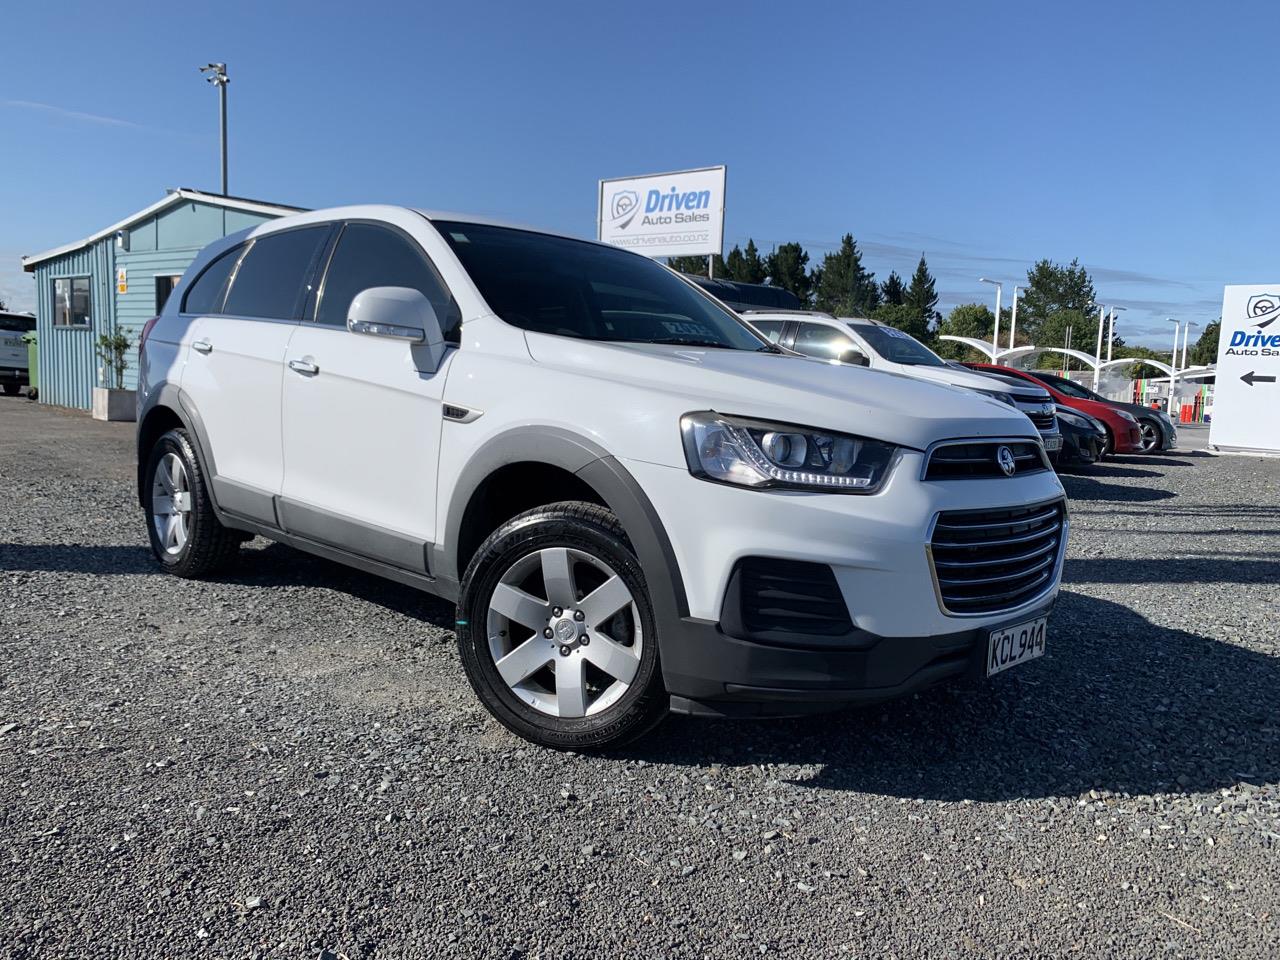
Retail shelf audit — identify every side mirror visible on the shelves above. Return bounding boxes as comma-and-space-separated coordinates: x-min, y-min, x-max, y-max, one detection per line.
840, 348, 869, 367
348, 286, 447, 370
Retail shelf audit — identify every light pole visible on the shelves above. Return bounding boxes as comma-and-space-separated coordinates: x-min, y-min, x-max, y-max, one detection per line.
199, 62, 230, 196
1092, 304, 1106, 390
1107, 306, 1126, 363
978, 278, 1002, 361
1167, 318, 1181, 414
1009, 285, 1026, 351
1181, 321, 1197, 371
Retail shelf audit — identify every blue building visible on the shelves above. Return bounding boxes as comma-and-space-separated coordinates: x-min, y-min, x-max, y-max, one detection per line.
20, 189, 301, 410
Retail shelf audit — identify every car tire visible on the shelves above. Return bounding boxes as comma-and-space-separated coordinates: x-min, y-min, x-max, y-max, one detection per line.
456, 501, 667, 751
2, 383, 19, 396
143, 428, 240, 577
1137, 417, 1162, 453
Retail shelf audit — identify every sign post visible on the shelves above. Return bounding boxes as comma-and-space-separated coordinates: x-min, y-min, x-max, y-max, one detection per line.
1208, 284, 1280, 456
598, 166, 726, 264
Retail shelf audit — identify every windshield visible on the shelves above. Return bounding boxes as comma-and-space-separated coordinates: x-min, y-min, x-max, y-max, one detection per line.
435, 221, 772, 351
1037, 372, 1099, 400
847, 323, 946, 366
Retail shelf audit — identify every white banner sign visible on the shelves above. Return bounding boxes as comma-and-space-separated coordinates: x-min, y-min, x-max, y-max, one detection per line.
1209, 284, 1280, 454
598, 165, 725, 258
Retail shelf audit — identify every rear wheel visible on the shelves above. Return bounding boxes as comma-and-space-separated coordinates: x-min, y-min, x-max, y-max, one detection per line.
456, 502, 667, 750
143, 428, 240, 577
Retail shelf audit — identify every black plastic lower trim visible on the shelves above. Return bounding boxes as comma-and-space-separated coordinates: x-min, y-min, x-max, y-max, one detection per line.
662, 602, 1054, 715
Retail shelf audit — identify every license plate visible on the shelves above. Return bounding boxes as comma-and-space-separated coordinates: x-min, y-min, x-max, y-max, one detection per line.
987, 616, 1047, 677
1043, 435, 1062, 451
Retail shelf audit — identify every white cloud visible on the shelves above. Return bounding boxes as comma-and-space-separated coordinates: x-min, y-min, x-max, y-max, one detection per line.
2, 99, 143, 129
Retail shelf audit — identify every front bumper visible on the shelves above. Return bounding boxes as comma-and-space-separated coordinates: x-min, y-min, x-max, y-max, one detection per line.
623, 452, 1066, 712
664, 603, 1056, 715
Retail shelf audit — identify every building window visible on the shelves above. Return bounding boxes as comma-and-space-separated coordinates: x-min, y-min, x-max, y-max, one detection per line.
53, 277, 92, 327
155, 275, 183, 313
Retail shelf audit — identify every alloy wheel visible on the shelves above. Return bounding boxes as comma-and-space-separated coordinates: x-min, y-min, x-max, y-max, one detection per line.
1138, 420, 1160, 452
485, 547, 642, 719
151, 452, 193, 555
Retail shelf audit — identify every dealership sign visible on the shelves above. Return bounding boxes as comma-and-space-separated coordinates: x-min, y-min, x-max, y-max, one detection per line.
598, 166, 726, 258
1209, 284, 1280, 455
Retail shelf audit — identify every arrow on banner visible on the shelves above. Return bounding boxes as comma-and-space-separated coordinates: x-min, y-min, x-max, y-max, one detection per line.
1240, 370, 1277, 386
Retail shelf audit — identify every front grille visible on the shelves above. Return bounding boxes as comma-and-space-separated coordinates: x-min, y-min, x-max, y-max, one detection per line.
924, 441, 1048, 480
929, 500, 1065, 614
723, 557, 853, 640
1026, 410, 1056, 430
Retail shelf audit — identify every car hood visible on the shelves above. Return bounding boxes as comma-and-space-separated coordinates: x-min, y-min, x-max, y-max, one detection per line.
899, 363, 1049, 400
524, 335, 1036, 452
1103, 398, 1165, 420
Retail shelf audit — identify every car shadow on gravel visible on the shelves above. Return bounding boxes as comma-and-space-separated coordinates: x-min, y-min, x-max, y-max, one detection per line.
629, 590, 1280, 801
1071, 463, 1164, 480
1058, 475, 1177, 503
0, 540, 456, 630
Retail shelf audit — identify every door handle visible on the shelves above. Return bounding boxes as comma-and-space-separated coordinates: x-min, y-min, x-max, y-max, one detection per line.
288, 358, 320, 376
192, 339, 213, 354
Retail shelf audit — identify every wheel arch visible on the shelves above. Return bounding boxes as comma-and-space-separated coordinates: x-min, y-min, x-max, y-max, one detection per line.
136, 384, 219, 509
436, 428, 689, 623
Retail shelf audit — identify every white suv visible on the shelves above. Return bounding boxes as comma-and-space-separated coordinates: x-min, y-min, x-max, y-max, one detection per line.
136, 207, 1068, 749
745, 312, 1062, 455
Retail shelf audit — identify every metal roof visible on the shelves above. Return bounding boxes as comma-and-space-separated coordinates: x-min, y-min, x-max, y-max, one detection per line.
21, 188, 307, 271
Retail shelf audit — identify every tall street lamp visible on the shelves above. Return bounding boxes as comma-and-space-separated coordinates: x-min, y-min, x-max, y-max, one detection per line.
199, 62, 230, 195
1181, 321, 1198, 371
1167, 318, 1181, 413
978, 278, 1002, 361
1009, 285, 1026, 351
1107, 306, 1126, 363
1092, 304, 1107, 390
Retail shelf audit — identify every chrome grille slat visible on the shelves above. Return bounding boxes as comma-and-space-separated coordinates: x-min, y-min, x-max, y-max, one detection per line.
929, 500, 1066, 615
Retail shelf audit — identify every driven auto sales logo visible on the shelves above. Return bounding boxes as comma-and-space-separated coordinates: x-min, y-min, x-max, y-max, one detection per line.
1247, 294, 1280, 329
609, 190, 641, 230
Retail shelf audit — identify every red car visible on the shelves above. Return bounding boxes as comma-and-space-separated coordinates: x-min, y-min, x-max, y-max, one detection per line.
965, 364, 1143, 454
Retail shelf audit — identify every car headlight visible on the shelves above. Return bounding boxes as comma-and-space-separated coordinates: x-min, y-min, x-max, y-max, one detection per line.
1057, 408, 1093, 429
977, 389, 1017, 407
1116, 410, 1138, 424
680, 412, 898, 493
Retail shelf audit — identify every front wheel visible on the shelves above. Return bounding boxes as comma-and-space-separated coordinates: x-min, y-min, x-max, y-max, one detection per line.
456, 502, 667, 750
2, 383, 19, 396
1137, 418, 1162, 452
143, 428, 240, 577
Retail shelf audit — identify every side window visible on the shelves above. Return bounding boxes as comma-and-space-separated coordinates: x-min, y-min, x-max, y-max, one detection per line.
222, 226, 329, 320
315, 223, 461, 340
182, 247, 241, 315
792, 322, 857, 360
749, 319, 786, 344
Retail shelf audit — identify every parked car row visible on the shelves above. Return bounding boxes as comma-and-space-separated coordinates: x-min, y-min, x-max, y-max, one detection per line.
137, 208, 1080, 749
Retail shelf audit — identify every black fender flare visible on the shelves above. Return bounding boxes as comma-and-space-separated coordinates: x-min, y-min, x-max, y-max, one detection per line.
434, 427, 690, 626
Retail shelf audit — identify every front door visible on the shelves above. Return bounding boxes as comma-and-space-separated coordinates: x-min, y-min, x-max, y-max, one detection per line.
278, 221, 461, 573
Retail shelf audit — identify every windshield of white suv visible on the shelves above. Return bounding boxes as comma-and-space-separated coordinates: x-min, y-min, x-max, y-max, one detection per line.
435, 221, 773, 351
847, 323, 947, 366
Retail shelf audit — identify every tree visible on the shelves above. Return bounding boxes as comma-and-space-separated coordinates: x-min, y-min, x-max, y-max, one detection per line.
0, 298, 7, 311
871, 303, 930, 340
904, 256, 940, 330
724, 239, 767, 284
812, 234, 879, 316
1019, 258, 1096, 341
764, 242, 812, 306
934, 303, 994, 360
667, 254, 726, 276
1190, 320, 1220, 366
880, 271, 906, 306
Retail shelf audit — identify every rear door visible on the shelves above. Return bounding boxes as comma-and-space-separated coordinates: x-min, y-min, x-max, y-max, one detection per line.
179, 225, 331, 524
278, 220, 460, 571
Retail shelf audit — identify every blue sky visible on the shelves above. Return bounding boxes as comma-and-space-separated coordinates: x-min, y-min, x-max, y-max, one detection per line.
1, 0, 1274, 347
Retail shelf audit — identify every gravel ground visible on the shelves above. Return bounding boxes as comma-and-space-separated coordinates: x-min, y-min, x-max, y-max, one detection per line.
2, 395, 1278, 959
